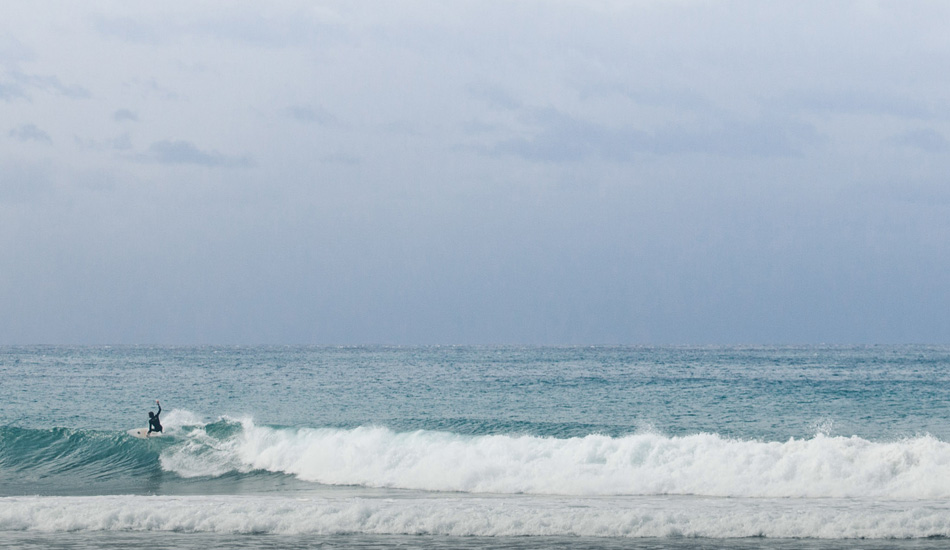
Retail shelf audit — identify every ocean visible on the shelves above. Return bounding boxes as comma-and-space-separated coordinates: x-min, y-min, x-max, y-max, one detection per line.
3, 345, 950, 549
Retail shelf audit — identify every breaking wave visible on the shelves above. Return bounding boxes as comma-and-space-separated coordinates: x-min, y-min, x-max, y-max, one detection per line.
161, 418, 950, 499
5, 415, 950, 499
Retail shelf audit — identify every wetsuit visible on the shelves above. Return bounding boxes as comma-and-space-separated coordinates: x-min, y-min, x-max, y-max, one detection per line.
148, 403, 163, 434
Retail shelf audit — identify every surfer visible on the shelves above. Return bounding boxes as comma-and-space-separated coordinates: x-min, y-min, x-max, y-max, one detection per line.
147, 400, 163, 436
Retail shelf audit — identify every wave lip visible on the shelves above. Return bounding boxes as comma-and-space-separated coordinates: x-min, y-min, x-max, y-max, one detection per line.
158, 420, 950, 499
3, 494, 950, 538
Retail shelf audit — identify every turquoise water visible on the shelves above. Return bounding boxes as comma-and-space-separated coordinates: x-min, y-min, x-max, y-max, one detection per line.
3, 346, 950, 548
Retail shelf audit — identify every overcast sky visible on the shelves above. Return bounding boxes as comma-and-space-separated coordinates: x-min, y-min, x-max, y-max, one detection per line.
2, 1, 949, 345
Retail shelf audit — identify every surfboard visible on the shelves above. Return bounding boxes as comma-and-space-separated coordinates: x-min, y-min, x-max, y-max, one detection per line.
127, 428, 161, 439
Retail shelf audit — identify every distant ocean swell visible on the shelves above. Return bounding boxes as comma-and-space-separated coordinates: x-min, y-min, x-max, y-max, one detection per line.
6, 417, 950, 499
4, 494, 950, 538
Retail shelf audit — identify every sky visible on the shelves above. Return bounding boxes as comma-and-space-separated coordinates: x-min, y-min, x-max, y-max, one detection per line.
1, 1, 949, 345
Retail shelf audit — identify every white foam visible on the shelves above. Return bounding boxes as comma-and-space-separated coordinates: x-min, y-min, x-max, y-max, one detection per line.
160, 409, 205, 430
159, 421, 950, 499
2, 494, 950, 538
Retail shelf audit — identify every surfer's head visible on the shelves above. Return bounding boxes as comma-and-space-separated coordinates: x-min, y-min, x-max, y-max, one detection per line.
148, 412, 154, 418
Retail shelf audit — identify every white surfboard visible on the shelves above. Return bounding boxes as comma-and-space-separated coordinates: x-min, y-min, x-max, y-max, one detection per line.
127, 428, 161, 439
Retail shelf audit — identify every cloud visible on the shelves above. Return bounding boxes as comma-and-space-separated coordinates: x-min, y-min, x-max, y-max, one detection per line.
112, 133, 133, 151
114, 109, 138, 122
0, 81, 27, 101
12, 71, 90, 99
0, 35, 33, 67
73, 132, 133, 152
780, 90, 934, 120
93, 16, 163, 45
94, 8, 344, 49
286, 105, 335, 125
886, 128, 948, 153
141, 140, 253, 167
469, 84, 523, 110
486, 107, 820, 162
320, 153, 360, 166
9, 123, 51, 143
1, 71, 89, 101
126, 78, 179, 101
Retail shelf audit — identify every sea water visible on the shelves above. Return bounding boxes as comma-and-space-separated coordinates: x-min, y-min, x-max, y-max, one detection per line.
2, 345, 950, 549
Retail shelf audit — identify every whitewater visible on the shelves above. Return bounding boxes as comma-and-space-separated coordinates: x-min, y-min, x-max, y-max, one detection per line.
3, 345, 950, 549
158, 420, 950, 499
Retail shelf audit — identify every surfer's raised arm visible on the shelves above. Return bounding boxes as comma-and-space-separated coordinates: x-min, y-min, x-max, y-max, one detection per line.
156, 400, 161, 415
